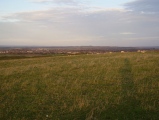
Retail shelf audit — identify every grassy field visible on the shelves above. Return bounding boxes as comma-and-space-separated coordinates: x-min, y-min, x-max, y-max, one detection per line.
0, 52, 159, 120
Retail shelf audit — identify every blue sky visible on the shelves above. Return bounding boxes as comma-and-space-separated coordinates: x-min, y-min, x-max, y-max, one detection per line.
0, 0, 159, 46
0, 0, 133, 12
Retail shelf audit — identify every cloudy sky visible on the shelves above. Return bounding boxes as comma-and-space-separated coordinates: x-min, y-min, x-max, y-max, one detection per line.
0, 0, 159, 46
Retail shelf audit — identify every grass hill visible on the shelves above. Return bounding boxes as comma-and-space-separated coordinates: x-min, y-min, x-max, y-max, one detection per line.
0, 51, 159, 119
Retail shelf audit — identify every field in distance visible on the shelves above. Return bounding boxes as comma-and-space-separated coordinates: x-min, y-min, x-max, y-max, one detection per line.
0, 51, 159, 119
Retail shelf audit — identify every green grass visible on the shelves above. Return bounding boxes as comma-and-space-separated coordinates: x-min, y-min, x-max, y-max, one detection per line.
0, 52, 159, 119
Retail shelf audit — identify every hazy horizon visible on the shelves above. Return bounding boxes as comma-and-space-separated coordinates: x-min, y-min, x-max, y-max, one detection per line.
0, 0, 159, 46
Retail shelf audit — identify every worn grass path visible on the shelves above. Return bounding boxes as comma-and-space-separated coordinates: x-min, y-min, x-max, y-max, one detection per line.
117, 58, 154, 119
99, 57, 159, 119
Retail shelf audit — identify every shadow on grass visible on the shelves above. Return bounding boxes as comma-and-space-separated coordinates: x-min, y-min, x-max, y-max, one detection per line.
98, 58, 158, 120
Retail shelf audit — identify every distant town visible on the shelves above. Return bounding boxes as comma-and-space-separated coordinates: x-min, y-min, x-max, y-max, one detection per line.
0, 46, 158, 55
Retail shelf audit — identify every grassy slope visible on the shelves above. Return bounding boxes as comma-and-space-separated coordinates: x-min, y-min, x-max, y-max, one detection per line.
0, 52, 159, 119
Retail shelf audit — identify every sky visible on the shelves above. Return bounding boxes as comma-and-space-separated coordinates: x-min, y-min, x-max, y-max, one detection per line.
0, 0, 159, 46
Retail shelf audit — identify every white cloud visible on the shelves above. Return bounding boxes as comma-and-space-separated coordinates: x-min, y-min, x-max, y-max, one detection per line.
0, 0, 159, 46
120, 32, 136, 35
29, 0, 78, 5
